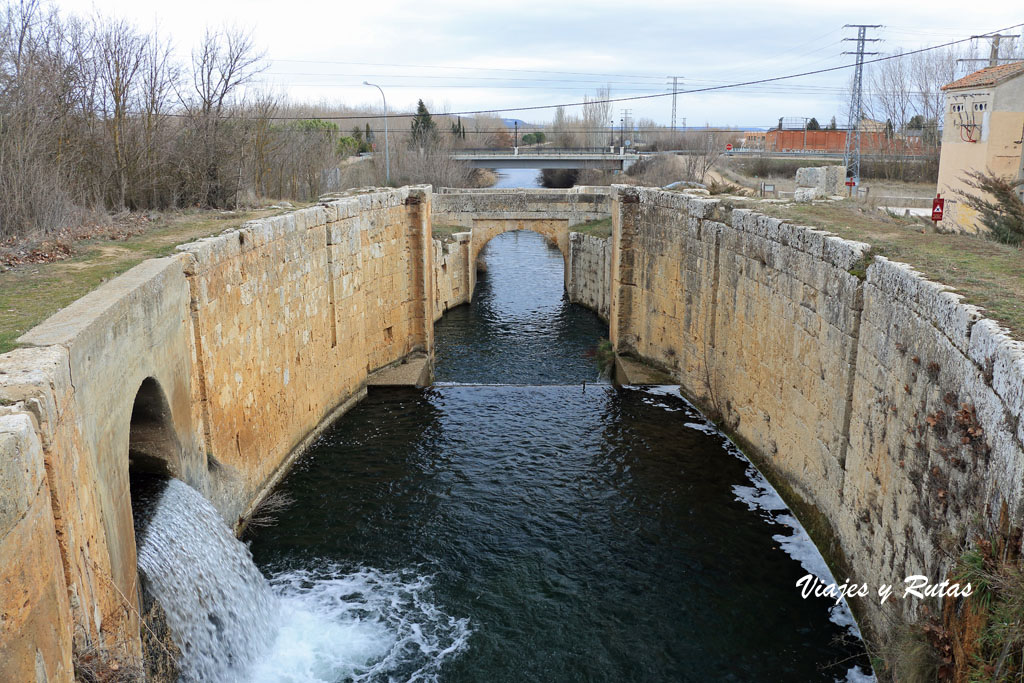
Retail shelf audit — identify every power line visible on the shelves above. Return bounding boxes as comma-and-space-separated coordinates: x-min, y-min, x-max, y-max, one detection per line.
958, 33, 1021, 67
176, 22, 1024, 122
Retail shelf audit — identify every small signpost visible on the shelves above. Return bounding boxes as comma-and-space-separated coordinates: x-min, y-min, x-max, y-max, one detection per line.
725, 143, 733, 154
931, 194, 945, 223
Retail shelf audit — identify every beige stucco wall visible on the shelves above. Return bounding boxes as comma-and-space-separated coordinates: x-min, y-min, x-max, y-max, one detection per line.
607, 185, 1024, 641
937, 78, 1024, 233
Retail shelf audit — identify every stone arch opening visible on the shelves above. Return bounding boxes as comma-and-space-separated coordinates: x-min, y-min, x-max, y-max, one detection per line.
126, 377, 183, 677
128, 377, 181, 480
469, 218, 571, 294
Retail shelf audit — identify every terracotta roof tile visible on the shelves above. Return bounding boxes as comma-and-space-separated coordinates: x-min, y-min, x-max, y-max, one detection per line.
942, 61, 1024, 91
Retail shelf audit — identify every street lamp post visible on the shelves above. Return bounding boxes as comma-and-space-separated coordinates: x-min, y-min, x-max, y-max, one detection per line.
363, 81, 390, 186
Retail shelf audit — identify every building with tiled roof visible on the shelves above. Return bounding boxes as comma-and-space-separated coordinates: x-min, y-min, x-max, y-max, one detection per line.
936, 62, 1024, 233
941, 61, 1024, 92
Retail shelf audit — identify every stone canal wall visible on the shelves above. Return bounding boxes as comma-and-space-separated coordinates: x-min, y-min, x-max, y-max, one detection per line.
435, 186, 612, 295
1, 257, 205, 677
433, 185, 611, 228
432, 231, 473, 321
607, 185, 1024, 640
0, 187, 434, 681
567, 233, 611, 321
178, 186, 434, 522
5, 181, 1022, 676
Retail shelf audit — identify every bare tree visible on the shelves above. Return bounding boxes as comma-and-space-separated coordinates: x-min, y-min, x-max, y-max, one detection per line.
910, 47, 961, 131
182, 26, 265, 207
681, 128, 726, 183
244, 89, 280, 198
95, 15, 145, 209
0, 0, 85, 238
138, 23, 179, 207
551, 105, 581, 147
582, 86, 612, 148
869, 51, 912, 134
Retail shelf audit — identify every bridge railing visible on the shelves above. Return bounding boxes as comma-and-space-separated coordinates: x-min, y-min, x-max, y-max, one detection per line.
452, 147, 624, 156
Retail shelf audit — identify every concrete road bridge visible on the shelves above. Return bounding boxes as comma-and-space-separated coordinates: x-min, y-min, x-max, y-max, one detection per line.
451, 149, 640, 170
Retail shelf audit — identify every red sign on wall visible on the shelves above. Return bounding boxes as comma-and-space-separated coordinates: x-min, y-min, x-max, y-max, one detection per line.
932, 195, 945, 222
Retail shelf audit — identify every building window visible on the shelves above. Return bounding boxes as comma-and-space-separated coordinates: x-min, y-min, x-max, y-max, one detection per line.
973, 102, 988, 112
951, 103, 964, 113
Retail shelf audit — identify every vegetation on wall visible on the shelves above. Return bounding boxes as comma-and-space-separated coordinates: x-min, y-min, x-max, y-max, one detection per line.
958, 170, 1024, 246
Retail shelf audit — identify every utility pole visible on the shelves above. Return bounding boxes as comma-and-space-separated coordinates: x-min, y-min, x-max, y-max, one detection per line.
958, 34, 1021, 68
620, 109, 632, 150
842, 24, 881, 191
666, 76, 684, 130
363, 81, 390, 186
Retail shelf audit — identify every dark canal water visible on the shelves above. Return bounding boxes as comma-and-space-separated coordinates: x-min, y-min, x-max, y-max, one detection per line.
246, 231, 874, 682
433, 231, 605, 385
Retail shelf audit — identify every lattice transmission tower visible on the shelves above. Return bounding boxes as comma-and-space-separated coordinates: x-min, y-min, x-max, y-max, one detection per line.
842, 24, 881, 189
666, 76, 684, 130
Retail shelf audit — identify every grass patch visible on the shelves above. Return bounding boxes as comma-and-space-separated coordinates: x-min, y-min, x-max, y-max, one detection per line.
573, 217, 613, 238
736, 199, 1024, 339
595, 338, 615, 375
0, 207, 299, 354
432, 223, 471, 240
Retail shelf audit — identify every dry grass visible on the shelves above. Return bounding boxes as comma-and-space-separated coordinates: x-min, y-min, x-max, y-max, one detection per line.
0, 206, 303, 354
245, 491, 295, 530
719, 157, 938, 199
573, 217, 613, 238
432, 223, 471, 240
734, 199, 1024, 340
72, 644, 145, 683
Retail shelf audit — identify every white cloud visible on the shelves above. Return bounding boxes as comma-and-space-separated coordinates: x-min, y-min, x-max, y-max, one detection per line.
49, 0, 1019, 125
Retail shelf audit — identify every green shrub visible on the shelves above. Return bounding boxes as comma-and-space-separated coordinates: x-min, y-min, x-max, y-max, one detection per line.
959, 170, 1024, 246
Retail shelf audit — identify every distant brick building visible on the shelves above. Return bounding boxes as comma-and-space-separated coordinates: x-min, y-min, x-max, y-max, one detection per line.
764, 123, 924, 154
742, 130, 767, 150
936, 62, 1024, 233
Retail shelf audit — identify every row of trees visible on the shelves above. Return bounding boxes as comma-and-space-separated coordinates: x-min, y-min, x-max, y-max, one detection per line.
0, 0, 281, 238
0, 1, 520, 242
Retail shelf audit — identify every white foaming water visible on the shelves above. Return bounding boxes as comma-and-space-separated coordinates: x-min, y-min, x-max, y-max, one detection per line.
137, 479, 470, 683
251, 567, 472, 683
136, 479, 276, 682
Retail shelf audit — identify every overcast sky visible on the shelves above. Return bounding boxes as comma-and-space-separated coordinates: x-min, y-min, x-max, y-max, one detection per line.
49, 0, 1020, 127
